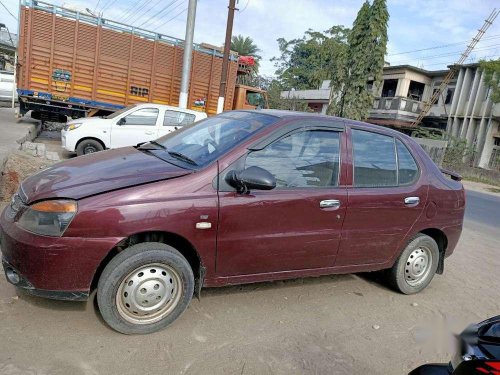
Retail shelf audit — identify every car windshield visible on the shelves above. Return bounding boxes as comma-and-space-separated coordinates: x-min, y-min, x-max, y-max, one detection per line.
150, 111, 278, 167
105, 104, 138, 119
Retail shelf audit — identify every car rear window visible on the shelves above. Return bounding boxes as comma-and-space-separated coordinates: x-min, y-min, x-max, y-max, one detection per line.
352, 129, 397, 187
396, 139, 419, 185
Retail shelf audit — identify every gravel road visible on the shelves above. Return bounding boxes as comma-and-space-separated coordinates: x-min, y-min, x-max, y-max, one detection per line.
0, 184, 498, 375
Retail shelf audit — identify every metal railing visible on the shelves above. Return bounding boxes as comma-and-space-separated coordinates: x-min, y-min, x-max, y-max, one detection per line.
21, 0, 237, 61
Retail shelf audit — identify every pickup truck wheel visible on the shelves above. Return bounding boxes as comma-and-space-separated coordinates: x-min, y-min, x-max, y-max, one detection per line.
76, 139, 103, 156
97, 242, 194, 334
387, 234, 439, 294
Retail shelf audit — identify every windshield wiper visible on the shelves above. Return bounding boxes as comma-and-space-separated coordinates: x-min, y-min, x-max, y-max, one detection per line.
167, 150, 198, 166
137, 140, 166, 150
149, 140, 167, 149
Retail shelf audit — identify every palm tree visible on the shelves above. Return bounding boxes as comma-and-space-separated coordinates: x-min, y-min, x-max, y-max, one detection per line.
230, 35, 261, 76
230, 35, 262, 60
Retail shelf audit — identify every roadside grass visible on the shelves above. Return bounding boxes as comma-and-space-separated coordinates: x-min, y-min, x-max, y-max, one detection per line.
462, 175, 500, 187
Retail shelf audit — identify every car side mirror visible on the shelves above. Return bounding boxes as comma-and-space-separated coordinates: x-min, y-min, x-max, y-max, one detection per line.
226, 166, 276, 194
117, 118, 126, 125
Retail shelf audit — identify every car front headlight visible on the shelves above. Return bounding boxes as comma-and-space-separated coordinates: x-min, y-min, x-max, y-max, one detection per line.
64, 123, 82, 131
17, 200, 77, 236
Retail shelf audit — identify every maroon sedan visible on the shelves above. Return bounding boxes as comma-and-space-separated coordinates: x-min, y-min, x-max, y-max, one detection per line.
0, 110, 465, 334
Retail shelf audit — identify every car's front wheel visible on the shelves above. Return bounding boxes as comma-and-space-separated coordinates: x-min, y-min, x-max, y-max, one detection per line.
387, 234, 439, 294
97, 242, 194, 334
76, 139, 104, 156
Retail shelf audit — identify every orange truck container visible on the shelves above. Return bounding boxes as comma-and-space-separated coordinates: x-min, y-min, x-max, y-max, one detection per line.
16, 0, 244, 121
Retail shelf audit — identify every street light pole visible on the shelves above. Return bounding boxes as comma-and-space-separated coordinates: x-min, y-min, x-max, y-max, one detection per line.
217, 0, 236, 114
179, 0, 197, 109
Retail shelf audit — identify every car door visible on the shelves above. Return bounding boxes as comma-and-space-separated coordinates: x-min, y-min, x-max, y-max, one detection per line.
158, 109, 197, 137
216, 120, 347, 276
110, 107, 160, 148
335, 127, 427, 266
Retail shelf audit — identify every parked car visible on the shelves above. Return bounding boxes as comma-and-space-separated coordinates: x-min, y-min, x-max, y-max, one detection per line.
0, 110, 465, 334
61, 103, 207, 156
0, 70, 17, 102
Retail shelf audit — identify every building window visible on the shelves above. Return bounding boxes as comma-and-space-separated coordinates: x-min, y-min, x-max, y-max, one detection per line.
432, 89, 440, 104
381, 79, 398, 98
445, 88, 454, 104
407, 80, 425, 101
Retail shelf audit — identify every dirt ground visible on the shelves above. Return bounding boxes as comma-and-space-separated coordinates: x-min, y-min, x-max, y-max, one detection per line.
0, 146, 499, 374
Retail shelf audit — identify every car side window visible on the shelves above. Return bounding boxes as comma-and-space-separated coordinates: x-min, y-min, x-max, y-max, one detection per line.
245, 130, 341, 188
122, 108, 158, 126
352, 129, 397, 187
163, 110, 196, 127
397, 139, 419, 185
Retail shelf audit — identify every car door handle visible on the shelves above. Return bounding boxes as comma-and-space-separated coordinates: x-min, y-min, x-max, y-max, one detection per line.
404, 196, 420, 206
320, 199, 341, 209
145, 131, 155, 135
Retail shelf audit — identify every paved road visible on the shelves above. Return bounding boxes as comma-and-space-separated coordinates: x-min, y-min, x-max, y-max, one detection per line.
465, 190, 500, 232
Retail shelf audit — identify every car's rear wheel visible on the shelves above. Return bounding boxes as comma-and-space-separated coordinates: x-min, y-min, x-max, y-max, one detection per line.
76, 139, 103, 156
387, 234, 439, 294
97, 242, 194, 334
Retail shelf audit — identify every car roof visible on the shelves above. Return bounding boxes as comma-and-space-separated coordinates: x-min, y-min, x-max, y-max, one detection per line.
234, 109, 408, 138
134, 103, 206, 116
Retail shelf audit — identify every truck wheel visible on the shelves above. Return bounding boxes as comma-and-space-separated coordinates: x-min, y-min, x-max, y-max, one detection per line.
386, 234, 439, 294
76, 139, 103, 156
97, 242, 194, 334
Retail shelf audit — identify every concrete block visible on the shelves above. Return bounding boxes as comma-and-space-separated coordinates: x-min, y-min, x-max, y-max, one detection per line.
21, 141, 37, 151
36, 143, 46, 157
45, 151, 60, 161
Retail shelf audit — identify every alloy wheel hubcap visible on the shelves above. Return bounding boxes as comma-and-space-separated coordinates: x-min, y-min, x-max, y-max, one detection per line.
404, 247, 432, 286
116, 263, 182, 324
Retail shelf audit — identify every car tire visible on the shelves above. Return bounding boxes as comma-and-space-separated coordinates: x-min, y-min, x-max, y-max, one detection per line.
76, 139, 104, 156
387, 234, 439, 294
97, 242, 194, 334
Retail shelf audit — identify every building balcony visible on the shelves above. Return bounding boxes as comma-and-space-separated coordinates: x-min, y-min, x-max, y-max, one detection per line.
368, 96, 425, 127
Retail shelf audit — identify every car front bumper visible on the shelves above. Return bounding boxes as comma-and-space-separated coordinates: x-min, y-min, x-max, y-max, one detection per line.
60, 129, 74, 152
0, 205, 122, 301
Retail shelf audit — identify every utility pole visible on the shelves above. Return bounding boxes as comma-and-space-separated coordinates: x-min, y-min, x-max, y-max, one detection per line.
217, 0, 237, 114
179, 0, 197, 109
12, 52, 17, 109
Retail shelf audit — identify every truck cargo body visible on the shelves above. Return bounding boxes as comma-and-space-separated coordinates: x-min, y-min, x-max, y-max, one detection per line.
16, 0, 238, 120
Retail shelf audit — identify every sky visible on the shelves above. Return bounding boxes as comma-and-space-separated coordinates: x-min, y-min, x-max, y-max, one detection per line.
1, 0, 499, 79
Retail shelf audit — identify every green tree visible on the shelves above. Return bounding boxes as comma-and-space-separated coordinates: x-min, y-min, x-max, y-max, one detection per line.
271, 26, 350, 90
329, 0, 389, 120
230, 34, 262, 74
230, 35, 262, 58
480, 58, 500, 103
368, 0, 389, 86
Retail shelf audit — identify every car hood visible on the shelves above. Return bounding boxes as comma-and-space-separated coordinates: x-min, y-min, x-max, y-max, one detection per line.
68, 116, 107, 124
21, 147, 192, 203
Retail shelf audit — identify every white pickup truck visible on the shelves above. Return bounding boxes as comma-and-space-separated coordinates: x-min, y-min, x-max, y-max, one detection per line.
61, 103, 207, 155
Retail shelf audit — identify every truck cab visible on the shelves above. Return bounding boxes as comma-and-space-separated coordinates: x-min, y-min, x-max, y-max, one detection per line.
233, 84, 268, 110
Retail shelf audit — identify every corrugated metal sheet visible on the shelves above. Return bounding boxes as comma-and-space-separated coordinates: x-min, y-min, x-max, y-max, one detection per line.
17, 5, 237, 114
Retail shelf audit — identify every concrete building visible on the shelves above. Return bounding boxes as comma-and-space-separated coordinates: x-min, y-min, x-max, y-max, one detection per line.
280, 63, 500, 170
0, 28, 17, 71
280, 80, 331, 114
370, 63, 499, 170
